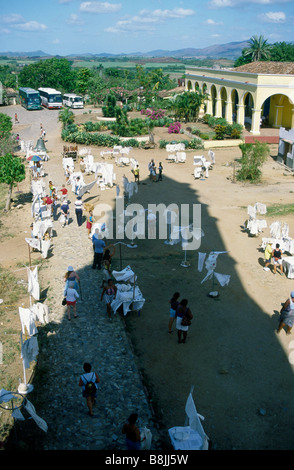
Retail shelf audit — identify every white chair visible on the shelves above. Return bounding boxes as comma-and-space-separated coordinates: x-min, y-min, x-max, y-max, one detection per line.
194, 167, 202, 179
167, 154, 177, 162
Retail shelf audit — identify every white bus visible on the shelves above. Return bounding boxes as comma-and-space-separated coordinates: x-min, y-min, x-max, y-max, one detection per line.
38, 87, 63, 109
63, 93, 84, 109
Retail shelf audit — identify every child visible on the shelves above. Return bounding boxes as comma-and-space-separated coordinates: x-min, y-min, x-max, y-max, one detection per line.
86, 210, 94, 238
65, 281, 79, 320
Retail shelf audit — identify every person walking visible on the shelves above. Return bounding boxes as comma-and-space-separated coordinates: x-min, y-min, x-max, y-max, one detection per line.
101, 244, 116, 288
176, 299, 193, 344
78, 362, 100, 416
65, 281, 79, 320
134, 165, 140, 183
157, 162, 163, 181
168, 292, 180, 334
92, 233, 105, 269
60, 199, 70, 227
14, 113, 19, 124
272, 243, 284, 275
122, 413, 146, 450
101, 278, 117, 320
64, 266, 80, 294
277, 292, 294, 335
74, 196, 83, 226
86, 210, 94, 238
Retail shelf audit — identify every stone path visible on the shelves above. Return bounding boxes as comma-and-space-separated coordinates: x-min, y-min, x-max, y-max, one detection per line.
31, 166, 162, 450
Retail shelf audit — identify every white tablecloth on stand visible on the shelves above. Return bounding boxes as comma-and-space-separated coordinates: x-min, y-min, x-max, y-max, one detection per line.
282, 257, 294, 279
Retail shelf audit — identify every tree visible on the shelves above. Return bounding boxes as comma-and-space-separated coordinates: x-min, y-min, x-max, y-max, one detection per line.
58, 108, 75, 129
270, 42, 294, 62
0, 113, 18, 157
167, 90, 207, 122
0, 153, 26, 210
18, 58, 76, 92
76, 67, 92, 96
237, 141, 269, 182
243, 35, 272, 62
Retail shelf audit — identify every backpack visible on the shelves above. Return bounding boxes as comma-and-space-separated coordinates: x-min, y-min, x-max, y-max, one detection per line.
83, 373, 96, 395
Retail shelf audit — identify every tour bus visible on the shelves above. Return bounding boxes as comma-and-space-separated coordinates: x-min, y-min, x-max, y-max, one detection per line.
19, 87, 42, 110
63, 93, 84, 109
38, 87, 63, 109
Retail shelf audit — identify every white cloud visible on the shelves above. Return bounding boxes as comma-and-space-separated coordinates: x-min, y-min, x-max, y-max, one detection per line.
79, 2, 122, 13
209, 0, 290, 7
66, 13, 85, 25
1, 14, 25, 24
104, 7, 195, 35
13, 21, 47, 32
204, 18, 224, 25
260, 11, 286, 22
52, 39, 61, 44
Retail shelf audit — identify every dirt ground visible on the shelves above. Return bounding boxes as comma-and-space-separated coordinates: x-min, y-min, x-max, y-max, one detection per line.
2, 104, 294, 450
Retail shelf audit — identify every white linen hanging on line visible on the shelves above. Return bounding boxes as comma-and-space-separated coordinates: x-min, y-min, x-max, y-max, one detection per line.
198, 253, 206, 272
27, 267, 40, 301
19, 307, 38, 336
24, 399, 48, 432
21, 334, 39, 369
30, 303, 50, 324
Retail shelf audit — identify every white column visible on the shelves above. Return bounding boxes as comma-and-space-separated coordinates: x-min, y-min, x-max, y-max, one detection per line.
250, 108, 262, 135
214, 98, 222, 118
236, 104, 245, 127
225, 100, 233, 124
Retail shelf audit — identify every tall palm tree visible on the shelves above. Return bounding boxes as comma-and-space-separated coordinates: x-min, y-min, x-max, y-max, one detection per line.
243, 35, 272, 62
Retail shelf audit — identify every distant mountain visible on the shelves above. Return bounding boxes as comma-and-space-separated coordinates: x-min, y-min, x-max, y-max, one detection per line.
0, 50, 50, 58
0, 41, 249, 60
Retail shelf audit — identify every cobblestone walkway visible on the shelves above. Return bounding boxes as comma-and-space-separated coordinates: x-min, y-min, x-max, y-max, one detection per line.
31, 168, 162, 450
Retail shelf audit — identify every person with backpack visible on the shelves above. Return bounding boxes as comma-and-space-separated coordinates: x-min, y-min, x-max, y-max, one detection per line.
79, 362, 100, 416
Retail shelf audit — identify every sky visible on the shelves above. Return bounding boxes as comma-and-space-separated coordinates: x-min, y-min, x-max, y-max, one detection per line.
0, 0, 293, 55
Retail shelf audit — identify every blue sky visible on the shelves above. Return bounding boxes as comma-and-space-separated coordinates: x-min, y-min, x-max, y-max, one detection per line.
0, 0, 293, 55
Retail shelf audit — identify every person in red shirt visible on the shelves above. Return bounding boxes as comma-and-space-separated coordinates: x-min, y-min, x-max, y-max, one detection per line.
59, 184, 68, 201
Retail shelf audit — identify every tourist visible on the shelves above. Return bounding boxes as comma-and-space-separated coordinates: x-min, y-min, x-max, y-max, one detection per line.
168, 292, 180, 334
176, 299, 193, 344
148, 159, 155, 179
42, 195, 53, 213
86, 210, 94, 238
41, 128, 46, 140
122, 413, 145, 450
133, 165, 140, 183
277, 292, 294, 335
157, 162, 163, 181
75, 176, 82, 196
78, 362, 100, 417
101, 244, 116, 288
48, 181, 55, 196
101, 278, 117, 320
51, 188, 58, 220
14, 113, 19, 124
272, 243, 284, 275
65, 166, 72, 185
60, 199, 70, 227
74, 196, 83, 226
65, 281, 79, 320
92, 233, 106, 269
59, 184, 68, 201
263, 241, 273, 271
64, 266, 80, 294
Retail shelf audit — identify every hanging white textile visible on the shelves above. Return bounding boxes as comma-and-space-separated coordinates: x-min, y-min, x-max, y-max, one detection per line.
270, 221, 281, 239
27, 267, 40, 301
19, 307, 38, 336
214, 272, 231, 287
198, 253, 206, 272
0, 389, 18, 403
78, 179, 97, 197
24, 399, 48, 432
31, 303, 50, 324
21, 334, 39, 369
12, 408, 25, 421
111, 284, 145, 316
255, 202, 267, 215
41, 240, 51, 259
25, 238, 41, 251
112, 265, 137, 283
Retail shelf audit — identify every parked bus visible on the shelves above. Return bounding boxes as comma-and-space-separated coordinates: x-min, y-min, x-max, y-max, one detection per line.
19, 87, 42, 110
63, 93, 84, 109
38, 87, 62, 109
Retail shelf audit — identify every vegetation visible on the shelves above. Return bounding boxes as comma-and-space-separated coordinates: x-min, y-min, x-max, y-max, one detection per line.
167, 91, 206, 122
236, 141, 269, 182
0, 153, 26, 211
234, 36, 294, 67
202, 114, 243, 139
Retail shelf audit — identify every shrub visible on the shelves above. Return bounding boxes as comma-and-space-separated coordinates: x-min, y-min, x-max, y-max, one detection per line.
168, 122, 181, 134
236, 141, 269, 182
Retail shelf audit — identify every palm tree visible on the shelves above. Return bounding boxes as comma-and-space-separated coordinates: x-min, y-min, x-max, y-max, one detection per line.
243, 35, 272, 62
58, 108, 74, 128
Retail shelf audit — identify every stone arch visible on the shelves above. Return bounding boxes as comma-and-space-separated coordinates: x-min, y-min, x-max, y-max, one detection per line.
220, 87, 227, 118
260, 93, 294, 129
210, 85, 217, 116
231, 89, 239, 122
242, 92, 255, 129
195, 81, 200, 92
187, 80, 192, 91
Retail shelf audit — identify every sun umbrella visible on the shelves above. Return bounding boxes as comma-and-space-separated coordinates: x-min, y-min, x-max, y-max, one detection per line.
26, 155, 43, 162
